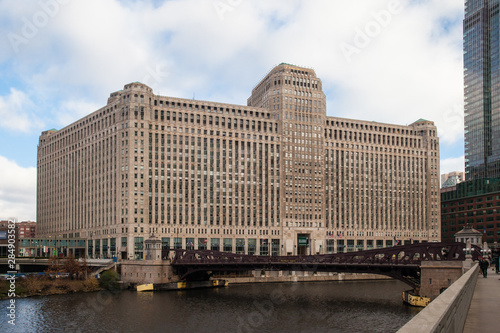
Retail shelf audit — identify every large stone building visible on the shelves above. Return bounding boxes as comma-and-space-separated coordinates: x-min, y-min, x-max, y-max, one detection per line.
37, 63, 440, 259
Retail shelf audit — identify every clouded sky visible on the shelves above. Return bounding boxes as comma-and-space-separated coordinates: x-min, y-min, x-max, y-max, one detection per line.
0, 0, 465, 221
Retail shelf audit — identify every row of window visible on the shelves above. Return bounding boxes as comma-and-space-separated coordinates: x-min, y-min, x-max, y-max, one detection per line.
442, 196, 500, 207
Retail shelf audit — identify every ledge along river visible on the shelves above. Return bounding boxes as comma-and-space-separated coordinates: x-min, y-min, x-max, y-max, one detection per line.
0, 279, 421, 333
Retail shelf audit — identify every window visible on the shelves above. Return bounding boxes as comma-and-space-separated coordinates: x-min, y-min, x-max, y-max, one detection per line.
248, 238, 256, 255
210, 238, 220, 251
236, 238, 245, 254
223, 238, 232, 252
134, 237, 144, 260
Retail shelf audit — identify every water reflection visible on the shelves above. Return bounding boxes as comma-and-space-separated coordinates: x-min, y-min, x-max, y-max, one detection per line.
0, 280, 420, 333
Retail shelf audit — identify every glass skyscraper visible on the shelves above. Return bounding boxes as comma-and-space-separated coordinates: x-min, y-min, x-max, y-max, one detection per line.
464, 0, 500, 180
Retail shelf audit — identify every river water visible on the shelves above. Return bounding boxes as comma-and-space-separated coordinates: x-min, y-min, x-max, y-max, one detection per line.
1, 280, 420, 333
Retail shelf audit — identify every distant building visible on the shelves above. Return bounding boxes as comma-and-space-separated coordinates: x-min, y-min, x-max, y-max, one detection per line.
454, 224, 482, 246
0, 220, 36, 257
0, 220, 19, 257
37, 63, 440, 260
0, 220, 37, 238
441, 171, 465, 188
441, 178, 500, 245
17, 221, 36, 238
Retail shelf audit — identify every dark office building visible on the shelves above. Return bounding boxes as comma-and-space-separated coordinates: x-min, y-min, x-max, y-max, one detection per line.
441, 1, 500, 245
464, 0, 500, 180
441, 179, 500, 245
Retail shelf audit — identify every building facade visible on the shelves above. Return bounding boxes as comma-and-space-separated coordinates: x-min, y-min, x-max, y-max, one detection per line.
441, 171, 465, 187
37, 63, 440, 259
441, 178, 500, 244
0, 220, 19, 257
464, 0, 500, 180
17, 221, 36, 238
440, 1, 500, 247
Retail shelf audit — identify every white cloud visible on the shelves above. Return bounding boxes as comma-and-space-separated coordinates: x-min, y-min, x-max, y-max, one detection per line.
0, 0, 467, 200
0, 1, 466, 143
440, 155, 465, 175
0, 155, 36, 221
0, 88, 44, 132
55, 100, 102, 127
320, 1, 464, 143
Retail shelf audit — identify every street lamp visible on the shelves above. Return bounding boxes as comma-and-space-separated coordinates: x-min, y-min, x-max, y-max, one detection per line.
481, 248, 491, 259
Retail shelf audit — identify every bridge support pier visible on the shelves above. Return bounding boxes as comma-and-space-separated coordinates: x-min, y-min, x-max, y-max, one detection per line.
419, 261, 464, 299
121, 260, 180, 285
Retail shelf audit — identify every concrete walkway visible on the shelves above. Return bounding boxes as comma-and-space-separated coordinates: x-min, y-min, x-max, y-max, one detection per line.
463, 267, 500, 333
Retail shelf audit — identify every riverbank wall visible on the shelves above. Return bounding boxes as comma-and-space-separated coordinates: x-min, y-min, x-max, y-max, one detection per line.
397, 263, 479, 333
212, 270, 392, 284
120, 259, 392, 287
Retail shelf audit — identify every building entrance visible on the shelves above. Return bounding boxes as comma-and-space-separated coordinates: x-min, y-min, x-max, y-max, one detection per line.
297, 234, 310, 255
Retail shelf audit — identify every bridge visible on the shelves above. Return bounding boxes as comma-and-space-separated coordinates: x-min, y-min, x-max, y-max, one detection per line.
0, 257, 115, 274
170, 242, 482, 290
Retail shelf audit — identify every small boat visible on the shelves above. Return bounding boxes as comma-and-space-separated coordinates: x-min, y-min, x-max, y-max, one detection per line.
137, 283, 154, 292
402, 290, 430, 307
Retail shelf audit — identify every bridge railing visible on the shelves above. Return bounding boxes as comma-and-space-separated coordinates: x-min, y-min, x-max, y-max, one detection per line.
170, 242, 481, 266
397, 263, 479, 333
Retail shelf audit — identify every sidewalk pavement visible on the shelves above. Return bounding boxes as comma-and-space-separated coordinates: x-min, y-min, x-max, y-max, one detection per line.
463, 267, 500, 333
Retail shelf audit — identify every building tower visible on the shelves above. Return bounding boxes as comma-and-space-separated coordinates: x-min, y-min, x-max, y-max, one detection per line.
440, 1, 500, 246
464, 0, 500, 180
248, 63, 326, 254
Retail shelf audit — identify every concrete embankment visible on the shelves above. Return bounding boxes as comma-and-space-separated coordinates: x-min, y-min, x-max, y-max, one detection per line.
136, 279, 227, 292
131, 272, 390, 293
120, 260, 393, 286
397, 263, 479, 333
213, 270, 392, 284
